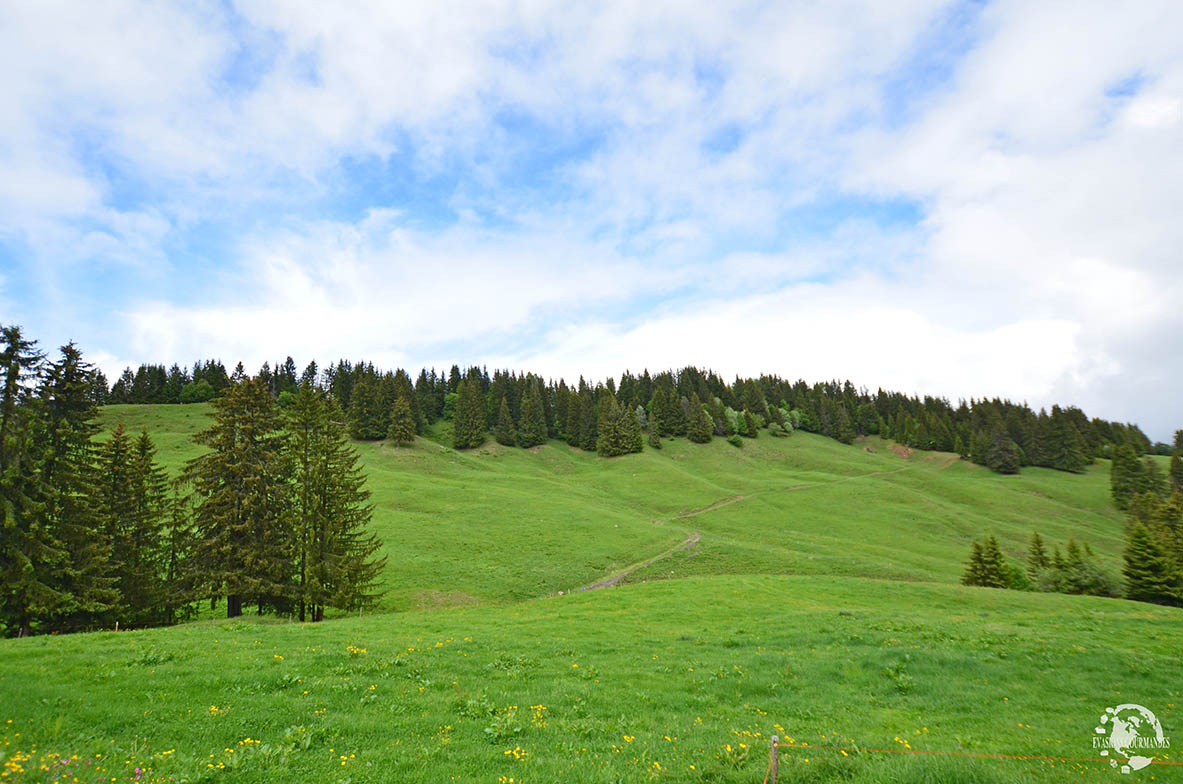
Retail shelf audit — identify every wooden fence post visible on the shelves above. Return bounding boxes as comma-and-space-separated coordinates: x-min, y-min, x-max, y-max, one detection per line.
769, 734, 778, 783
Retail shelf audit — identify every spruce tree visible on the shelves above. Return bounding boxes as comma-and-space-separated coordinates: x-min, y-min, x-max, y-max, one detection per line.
832, 405, 854, 444
961, 541, 987, 586
578, 388, 598, 451
347, 375, 387, 440
391, 369, 421, 433
565, 386, 583, 447
0, 326, 67, 636
594, 392, 642, 457
1169, 452, 1183, 495
494, 396, 516, 446
1110, 445, 1143, 510
452, 377, 486, 449
1026, 532, 1050, 581
962, 537, 1009, 588
687, 393, 713, 443
595, 393, 623, 456
1122, 523, 1179, 606
387, 395, 416, 447
95, 426, 169, 626
1141, 457, 1168, 498
1048, 408, 1088, 473
985, 427, 1020, 474
39, 343, 117, 632
650, 389, 673, 437
517, 380, 548, 448
980, 536, 1009, 587
287, 385, 386, 622
185, 378, 295, 617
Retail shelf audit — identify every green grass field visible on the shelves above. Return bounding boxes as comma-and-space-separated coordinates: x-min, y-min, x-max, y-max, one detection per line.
1, 404, 1178, 783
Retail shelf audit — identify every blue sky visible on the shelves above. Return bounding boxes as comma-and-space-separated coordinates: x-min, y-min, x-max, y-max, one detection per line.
1, 0, 1182, 439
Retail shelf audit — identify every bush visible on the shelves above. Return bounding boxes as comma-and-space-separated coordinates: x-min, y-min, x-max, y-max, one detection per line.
180, 380, 215, 403
727, 434, 743, 448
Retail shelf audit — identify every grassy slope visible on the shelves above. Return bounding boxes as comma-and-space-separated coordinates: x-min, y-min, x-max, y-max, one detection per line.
0, 404, 1166, 782
1, 577, 1179, 783
97, 405, 1128, 612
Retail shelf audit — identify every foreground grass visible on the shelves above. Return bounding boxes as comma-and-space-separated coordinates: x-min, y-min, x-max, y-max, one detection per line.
2, 576, 1179, 783
98, 406, 1129, 614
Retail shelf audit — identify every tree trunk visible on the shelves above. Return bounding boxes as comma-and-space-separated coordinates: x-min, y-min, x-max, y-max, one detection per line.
227, 594, 242, 618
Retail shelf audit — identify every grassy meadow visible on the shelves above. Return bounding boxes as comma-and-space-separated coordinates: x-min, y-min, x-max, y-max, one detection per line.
0, 403, 1179, 782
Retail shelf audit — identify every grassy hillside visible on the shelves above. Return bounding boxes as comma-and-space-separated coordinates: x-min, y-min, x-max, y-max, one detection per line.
98, 404, 1128, 612
2, 576, 1179, 783
7, 403, 1162, 782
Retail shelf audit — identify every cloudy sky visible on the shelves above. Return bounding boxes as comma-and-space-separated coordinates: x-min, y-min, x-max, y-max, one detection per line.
1, 1, 1181, 439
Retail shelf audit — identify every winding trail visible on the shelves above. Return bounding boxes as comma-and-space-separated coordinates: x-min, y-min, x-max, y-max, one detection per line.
586, 531, 701, 590
585, 464, 915, 591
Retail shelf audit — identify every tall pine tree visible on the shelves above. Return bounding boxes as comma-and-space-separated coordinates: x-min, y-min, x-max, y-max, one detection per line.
186, 378, 295, 617
39, 343, 117, 632
0, 326, 65, 637
687, 393, 713, 443
287, 385, 386, 622
387, 395, 416, 447
452, 377, 487, 449
494, 396, 516, 446
1122, 523, 1179, 606
516, 379, 548, 448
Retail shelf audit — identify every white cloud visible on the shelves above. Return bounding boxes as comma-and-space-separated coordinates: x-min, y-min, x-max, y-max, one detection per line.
4, 1, 1183, 440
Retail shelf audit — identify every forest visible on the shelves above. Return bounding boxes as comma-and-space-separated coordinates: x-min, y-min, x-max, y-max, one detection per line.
0, 326, 384, 637
104, 354, 1160, 473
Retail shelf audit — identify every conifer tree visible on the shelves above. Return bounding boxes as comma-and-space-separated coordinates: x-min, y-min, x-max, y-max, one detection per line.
1170, 451, 1183, 496
516, 380, 548, 448
595, 392, 643, 457
1111, 445, 1143, 510
494, 396, 516, 446
647, 423, 662, 450
961, 537, 1009, 588
1026, 532, 1050, 581
687, 393, 713, 443
595, 393, 623, 456
578, 387, 597, 451
387, 395, 416, 447
452, 377, 487, 450
287, 385, 386, 621
185, 378, 295, 617
0, 326, 66, 636
742, 408, 760, 439
1142, 457, 1168, 498
832, 404, 854, 444
1048, 408, 1088, 473
1122, 523, 1179, 606
554, 382, 571, 440
565, 384, 584, 446
620, 397, 644, 453
39, 343, 117, 632
347, 375, 388, 440
980, 536, 1009, 587
985, 427, 1020, 474
391, 369, 421, 433
95, 426, 169, 626
961, 541, 987, 586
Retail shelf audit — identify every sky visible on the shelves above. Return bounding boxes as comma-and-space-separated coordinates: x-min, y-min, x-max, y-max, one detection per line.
1, 1, 1181, 440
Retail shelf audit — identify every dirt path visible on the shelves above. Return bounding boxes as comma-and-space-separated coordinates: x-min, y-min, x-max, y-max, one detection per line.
583, 465, 911, 591
677, 495, 744, 517
585, 531, 701, 590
